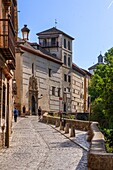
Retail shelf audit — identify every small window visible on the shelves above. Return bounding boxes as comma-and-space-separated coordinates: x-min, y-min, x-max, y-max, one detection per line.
43, 39, 47, 46
64, 74, 67, 81
48, 68, 51, 77
32, 63, 34, 74
68, 75, 71, 83
64, 39, 66, 48
74, 105, 76, 109
64, 55, 67, 65
52, 87, 55, 95
67, 88, 70, 92
73, 89, 75, 93
80, 94, 82, 98
68, 41, 70, 50
82, 82, 83, 88
58, 88, 60, 97
68, 57, 71, 67
51, 38, 56, 45
64, 88, 66, 91
52, 53, 57, 57
64, 103, 66, 112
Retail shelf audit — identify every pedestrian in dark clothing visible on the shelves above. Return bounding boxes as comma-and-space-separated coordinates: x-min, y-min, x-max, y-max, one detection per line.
60, 111, 62, 121
13, 108, 18, 122
38, 106, 42, 121
23, 105, 26, 115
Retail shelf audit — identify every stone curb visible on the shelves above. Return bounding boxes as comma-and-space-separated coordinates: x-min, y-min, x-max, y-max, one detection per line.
50, 124, 89, 152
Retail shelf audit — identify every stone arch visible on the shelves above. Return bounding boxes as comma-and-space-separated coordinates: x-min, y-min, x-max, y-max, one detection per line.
29, 75, 38, 115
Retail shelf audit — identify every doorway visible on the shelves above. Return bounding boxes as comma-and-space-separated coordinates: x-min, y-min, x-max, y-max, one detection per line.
32, 95, 36, 115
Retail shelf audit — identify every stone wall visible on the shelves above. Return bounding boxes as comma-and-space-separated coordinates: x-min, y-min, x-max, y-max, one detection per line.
43, 114, 113, 170
43, 114, 90, 131
88, 122, 113, 170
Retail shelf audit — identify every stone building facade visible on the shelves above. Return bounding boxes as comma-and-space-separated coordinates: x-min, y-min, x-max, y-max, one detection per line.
0, 0, 18, 148
37, 27, 74, 113
71, 63, 85, 112
15, 27, 91, 115
16, 41, 63, 115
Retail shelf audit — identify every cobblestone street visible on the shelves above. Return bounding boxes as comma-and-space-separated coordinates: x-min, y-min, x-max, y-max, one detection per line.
0, 116, 89, 170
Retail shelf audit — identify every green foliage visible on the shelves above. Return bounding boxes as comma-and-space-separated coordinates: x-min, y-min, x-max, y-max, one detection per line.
102, 128, 113, 153
89, 47, 113, 129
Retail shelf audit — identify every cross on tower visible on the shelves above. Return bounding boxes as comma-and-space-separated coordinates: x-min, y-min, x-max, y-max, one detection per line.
55, 19, 57, 28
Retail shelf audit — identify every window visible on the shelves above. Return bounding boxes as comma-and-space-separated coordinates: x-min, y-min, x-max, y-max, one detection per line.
43, 39, 47, 46
68, 75, 71, 83
68, 56, 71, 67
80, 93, 82, 98
68, 41, 70, 50
52, 87, 55, 95
73, 89, 75, 93
64, 74, 67, 81
64, 103, 66, 112
67, 88, 70, 92
64, 39, 66, 48
52, 53, 57, 57
82, 82, 83, 88
48, 68, 51, 77
32, 63, 34, 75
74, 105, 76, 109
64, 55, 67, 65
64, 88, 66, 91
58, 88, 60, 97
51, 38, 56, 45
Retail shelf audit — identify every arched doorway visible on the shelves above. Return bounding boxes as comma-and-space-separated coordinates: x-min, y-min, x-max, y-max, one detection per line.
29, 75, 38, 115
32, 95, 35, 115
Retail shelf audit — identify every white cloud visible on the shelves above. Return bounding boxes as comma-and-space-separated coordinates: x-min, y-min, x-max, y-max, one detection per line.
108, 1, 113, 9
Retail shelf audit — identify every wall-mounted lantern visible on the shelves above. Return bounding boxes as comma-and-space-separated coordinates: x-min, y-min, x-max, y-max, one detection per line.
12, 78, 17, 95
21, 24, 30, 41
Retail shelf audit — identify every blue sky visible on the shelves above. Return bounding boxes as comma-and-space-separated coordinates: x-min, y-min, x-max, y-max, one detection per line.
18, 0, 113, 70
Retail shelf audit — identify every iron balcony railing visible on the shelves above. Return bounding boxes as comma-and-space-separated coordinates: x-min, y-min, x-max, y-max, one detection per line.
0, 18, 15, 60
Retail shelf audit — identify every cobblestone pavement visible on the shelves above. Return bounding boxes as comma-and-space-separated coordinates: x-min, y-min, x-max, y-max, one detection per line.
0, 116, 89, 170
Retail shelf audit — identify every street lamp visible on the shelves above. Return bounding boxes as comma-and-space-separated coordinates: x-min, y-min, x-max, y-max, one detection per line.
21, 24, 30, 41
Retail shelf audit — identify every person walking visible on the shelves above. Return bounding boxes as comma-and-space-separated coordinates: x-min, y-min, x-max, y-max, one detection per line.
13, 108, 18, 122
38, 106, 42, 121
23, 105, 26, 116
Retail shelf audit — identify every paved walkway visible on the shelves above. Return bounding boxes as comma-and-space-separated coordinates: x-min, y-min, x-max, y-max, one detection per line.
0, 116, 90, 170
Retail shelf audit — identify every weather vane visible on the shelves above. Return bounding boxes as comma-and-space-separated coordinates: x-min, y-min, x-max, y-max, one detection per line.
55, 19, 57, 28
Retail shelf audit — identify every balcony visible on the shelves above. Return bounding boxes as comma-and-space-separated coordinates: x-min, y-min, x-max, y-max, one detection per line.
0, 19, 15, 60
3, 0, 11, 7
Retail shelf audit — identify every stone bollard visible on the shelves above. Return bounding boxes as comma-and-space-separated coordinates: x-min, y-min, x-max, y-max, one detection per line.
46, 118, 49, 124
70, 125, 75, 137
65, 123, 69, 134
60, 121, 64, 131
55, 120, 60, 127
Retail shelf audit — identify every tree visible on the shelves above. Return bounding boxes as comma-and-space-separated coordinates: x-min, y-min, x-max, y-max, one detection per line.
89, 48, 113, 128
